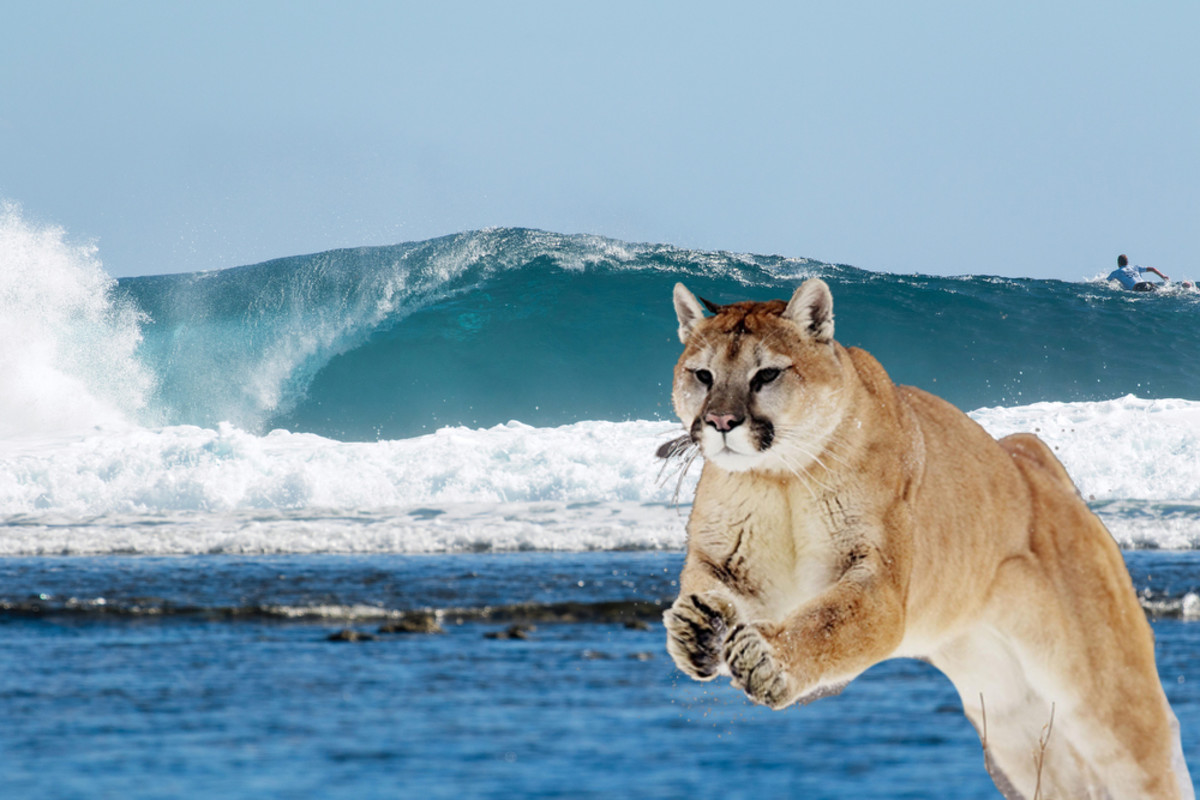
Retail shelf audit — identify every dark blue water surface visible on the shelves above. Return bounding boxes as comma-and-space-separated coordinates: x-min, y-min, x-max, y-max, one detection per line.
2, 552, 1197, 799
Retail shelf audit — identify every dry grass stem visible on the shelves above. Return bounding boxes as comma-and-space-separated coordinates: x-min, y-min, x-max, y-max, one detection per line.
1031, 703, 1056, 800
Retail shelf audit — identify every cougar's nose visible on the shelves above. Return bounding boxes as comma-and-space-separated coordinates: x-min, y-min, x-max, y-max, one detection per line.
705, 412, 743, 432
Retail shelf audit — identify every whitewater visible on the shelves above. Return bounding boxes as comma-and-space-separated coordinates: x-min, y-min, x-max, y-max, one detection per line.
3, 202, 1200, 555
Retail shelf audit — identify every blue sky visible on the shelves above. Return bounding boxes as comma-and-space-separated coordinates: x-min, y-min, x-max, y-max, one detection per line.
3, 1, 1197, 280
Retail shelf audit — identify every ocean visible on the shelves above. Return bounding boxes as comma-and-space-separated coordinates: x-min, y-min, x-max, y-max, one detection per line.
2, 205, 1198, 797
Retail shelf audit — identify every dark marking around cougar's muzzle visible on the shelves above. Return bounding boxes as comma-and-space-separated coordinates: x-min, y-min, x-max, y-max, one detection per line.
756, 419, 774, 450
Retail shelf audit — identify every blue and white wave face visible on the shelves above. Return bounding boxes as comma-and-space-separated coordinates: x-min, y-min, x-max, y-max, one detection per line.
116, 221, 1200, 440
2, 203, 1199, 554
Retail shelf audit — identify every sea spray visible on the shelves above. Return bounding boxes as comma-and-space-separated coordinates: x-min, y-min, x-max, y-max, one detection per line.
0, 202, 152, 436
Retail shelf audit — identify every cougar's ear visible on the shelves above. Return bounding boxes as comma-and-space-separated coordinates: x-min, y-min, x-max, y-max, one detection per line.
673, 283, 705, 344
783, 278, 834, 343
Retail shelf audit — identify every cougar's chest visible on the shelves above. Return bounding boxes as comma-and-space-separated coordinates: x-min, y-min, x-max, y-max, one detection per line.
689, 471, 841, 618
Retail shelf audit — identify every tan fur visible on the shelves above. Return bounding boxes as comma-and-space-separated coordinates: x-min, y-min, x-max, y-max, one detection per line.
663, 279, 1192, 799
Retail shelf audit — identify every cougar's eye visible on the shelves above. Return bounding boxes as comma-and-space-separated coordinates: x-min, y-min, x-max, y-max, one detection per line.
751, 368, 781, 392
693, 369, 713, 387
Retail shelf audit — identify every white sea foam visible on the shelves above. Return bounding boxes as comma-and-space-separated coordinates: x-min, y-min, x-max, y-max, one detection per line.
0, 420, 694, 555
968, 396, 1200, 503
0, 420, 688, 515
1, 396, 1198, 555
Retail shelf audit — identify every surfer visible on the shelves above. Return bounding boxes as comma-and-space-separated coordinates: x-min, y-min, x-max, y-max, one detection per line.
1108, 254, 1170, 291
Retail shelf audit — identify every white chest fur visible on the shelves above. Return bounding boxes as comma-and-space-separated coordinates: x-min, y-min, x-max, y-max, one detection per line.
689, 467, 843, 621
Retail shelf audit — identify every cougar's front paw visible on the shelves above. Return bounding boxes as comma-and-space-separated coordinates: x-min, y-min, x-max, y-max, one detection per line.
723, 623, 797, 709
663, 592, 736, 681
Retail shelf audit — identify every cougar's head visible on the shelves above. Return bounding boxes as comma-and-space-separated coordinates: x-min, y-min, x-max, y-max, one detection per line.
671, 278, 846, 473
